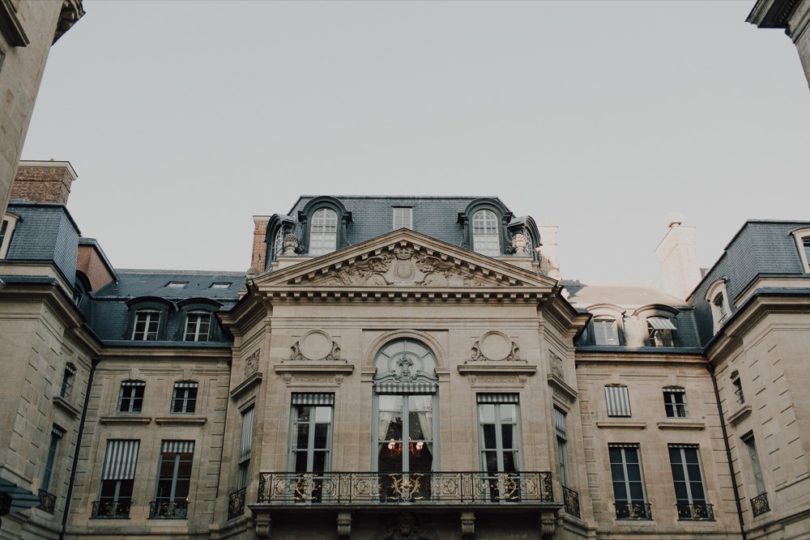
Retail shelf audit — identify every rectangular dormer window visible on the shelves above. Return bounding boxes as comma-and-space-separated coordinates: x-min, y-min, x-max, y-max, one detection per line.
132, 310, 160, 340
166, 281, 188, 289
392, 207, 413, 230
210, 282, 231, 289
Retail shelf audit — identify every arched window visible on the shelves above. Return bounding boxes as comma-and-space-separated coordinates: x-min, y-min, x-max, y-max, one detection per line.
373, 339, 437, 501
0, 213, 20, 259
705, 279, 731, 334
309, 208, 338, 256
790, 227, 810, 273
132, 309, 161, 341
472, 209, 500, 256
646, 316, 677, 347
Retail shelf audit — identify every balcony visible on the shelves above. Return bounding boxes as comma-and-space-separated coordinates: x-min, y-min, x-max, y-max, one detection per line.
257, 471, 554, 506
228, 487, 246, 520
562, 486, 580, 518
677, 502, 714, 521
37, 489, 56, 514
751, 492, 770, 517
614, 501, 652, 520
91, 498, 132, 519
148, 498, 188, 519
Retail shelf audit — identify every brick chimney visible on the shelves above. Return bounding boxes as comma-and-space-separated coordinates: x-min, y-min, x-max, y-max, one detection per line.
249, 216, 271, 274
11, 160, 78, 204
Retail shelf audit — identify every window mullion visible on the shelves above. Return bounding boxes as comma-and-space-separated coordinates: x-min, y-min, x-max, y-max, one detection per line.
621, 449, 632, 503
680, 448, 693, 504
494, 405, 505, 472
402, 396, 410, 473
307, 409, 316, 472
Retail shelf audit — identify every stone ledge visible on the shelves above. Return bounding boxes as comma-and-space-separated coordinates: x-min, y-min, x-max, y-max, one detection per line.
595, 421, 647, 430
230, 371, 263, 401
99, 416, 152, 425
53, 395, 81, 418
458, 362, 537, 376
728, 405, 752, 426
274, 363, 354, 375
656, 420, 706, 430
547, 373, 577, 402
154, 416, 207, 425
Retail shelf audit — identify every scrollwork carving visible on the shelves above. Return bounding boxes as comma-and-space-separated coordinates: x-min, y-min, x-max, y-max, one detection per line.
244, 349, 260, 377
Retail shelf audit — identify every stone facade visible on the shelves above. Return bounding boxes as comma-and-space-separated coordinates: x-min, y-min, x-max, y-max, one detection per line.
748, 0, 810, 90
1, 165, 810, 539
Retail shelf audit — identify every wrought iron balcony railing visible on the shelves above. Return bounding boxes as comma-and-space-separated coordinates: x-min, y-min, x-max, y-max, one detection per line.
91, 498, 132, 519
751, 492, 770, 517
562, 486, 580, 518
677, 502, 714, 521
37, 489, 56, 514
614, 501, 652, 520
257, 471, 554, 505
148, 498, 188, 519
228, 487, 246, 520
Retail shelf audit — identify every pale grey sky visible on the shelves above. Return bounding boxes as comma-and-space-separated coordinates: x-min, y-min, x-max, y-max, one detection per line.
22, 0, 810, 285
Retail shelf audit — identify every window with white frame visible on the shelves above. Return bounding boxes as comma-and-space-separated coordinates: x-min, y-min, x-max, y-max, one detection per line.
392, 207, 413, 230
132, 310, 160, 341
605, 385, 631, 417
663, 386, 687, 418
238, 406, 255, 489
118, 380, 145, 413
706, 279, 731, 333
184, 311, 211, 342
41, 426, 65, 493
96, 439, 140, 518
472, 209, 500, 256
609, 443, 650, 520
742, 433, 766, 496
646, 316, 676, 347
0, 214, 19, 259
165, 281, 187, 289
593, 317, 620, 346
790, 227, 810, 273
554, 407, 568, 487
309, 208, 338, 256
478, 394, 521, 501
289, 393, 334, 501
171, 381, 198, 414
668, 444, 711, 520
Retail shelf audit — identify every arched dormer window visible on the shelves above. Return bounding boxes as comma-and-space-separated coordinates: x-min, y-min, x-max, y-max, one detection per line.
0, 213, 20, 259
705, 278, 731, 334
298, 197, 351, 257
634, 305, 680, 348
125, 297, 173, 341
593, 317, 620, 346
373, 338, 438, 499
177, 298, 222, 342
790, 227, 810, 273
458, 198, 513, 257
264, 214, 297, 268
310, 208, 338, 256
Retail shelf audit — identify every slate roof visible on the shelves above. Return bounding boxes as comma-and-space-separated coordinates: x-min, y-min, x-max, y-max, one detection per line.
94, 269, 245, 300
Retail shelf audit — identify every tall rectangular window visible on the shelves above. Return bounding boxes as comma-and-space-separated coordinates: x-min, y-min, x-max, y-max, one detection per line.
151, 440, 194, 519
171, 381, 198, 413
477, 394, 521, 501
605, 385, 631, 417
593, 318, 619, 345
41, 426, 65, 493
118, 380, 145, 413
731, 372, 745, 405
663, 387, 688, 418
743, 434, 765, 494
184, 312, 211, 342
238, 406, 255, 489
94, 440, 139, 518
60, 363, 77, 399
554, 407, 568, 487
609, 444, 650, 520
289, 393, 334, 501
669, 445, 712, 520
132, 310, 160, 340
392, 207, 413, 230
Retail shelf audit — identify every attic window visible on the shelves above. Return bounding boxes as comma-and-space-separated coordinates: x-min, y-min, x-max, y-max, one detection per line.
392, 207, 413, 230
166, 281, 188, 289
210, 282, 231, 289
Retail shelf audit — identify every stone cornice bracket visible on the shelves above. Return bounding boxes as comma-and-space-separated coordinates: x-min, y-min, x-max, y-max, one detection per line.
255, 512, 271, 540
337, 512, 352, 538
460, 511, 475, 539
54, 0, 86, 44
540, 511, 557, 539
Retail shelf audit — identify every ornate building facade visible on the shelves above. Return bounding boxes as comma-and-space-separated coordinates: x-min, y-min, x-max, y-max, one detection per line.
1, 162, 810, 539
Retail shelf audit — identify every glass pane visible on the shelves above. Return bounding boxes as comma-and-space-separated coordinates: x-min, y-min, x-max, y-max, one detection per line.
297, 406, 311, 422
478, 404, 495, 424
483, 451, 498, 473
502, 451, 517, 472
312, 451, 327, 473
314, 406, 332, 423
295, 451, 308, 473
629, 481, 644, 500
627, 463, 641, 482
409, 441, 432, 473
296, 424, 309, 449
378, 411, 403, 442
625, 448, 639, 464
499, 404, 516, 424
379, 443, 402, 474
610, 464, 625, 481
482, 424, 497, 449
174, 479, 190, 498
501, 424, 514, 449
314, 423, 329, 449
612, 481, 627, 501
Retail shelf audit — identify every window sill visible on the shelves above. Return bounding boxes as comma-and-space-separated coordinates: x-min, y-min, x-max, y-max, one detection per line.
546, 373, 577, 402
728, 405, 752, 426
53, 395, 81, 418
230, 371, 263, 401
657, 420, 706, 430
457, 362, 537, 376
99, 416, 152, 425
596, 420, 646, 430
154, 416, 207, 426
273, 363, 354, 375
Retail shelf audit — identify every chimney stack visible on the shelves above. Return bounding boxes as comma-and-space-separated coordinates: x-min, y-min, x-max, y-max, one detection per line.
537, 225, 561, 280
655, 214, 701, 300
250, 216, 271, 274
11, 161, 78, 204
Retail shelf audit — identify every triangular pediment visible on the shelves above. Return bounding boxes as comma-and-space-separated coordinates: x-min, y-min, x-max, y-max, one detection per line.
253, 229, 558, 291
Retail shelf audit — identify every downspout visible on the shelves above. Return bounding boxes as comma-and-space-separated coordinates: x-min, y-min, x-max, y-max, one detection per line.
710, 366, 746, 540
59, 358, 96, 540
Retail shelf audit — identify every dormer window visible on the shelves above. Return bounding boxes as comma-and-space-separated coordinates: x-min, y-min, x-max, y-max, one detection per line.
472, 209, 500, 256
647, 317, 676, 347
184, 311, 211, 342
593, 317, 620, 346
309, 208, 338, 256
132, 310, 161, 341
706, 278, 731, 334
210, 282, 231, 289
790, 227, 810, 273
392, 207, 413, 230
166, 281, 188, 289
0, 213, 19, 259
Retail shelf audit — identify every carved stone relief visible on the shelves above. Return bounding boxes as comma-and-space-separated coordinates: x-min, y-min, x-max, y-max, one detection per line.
290, 330, 341, 361
300, 243, 510, 287
548, 350, 564, 379
244, 349, 260, 377
469, 331, 521, 362
378, 512, 432, 540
